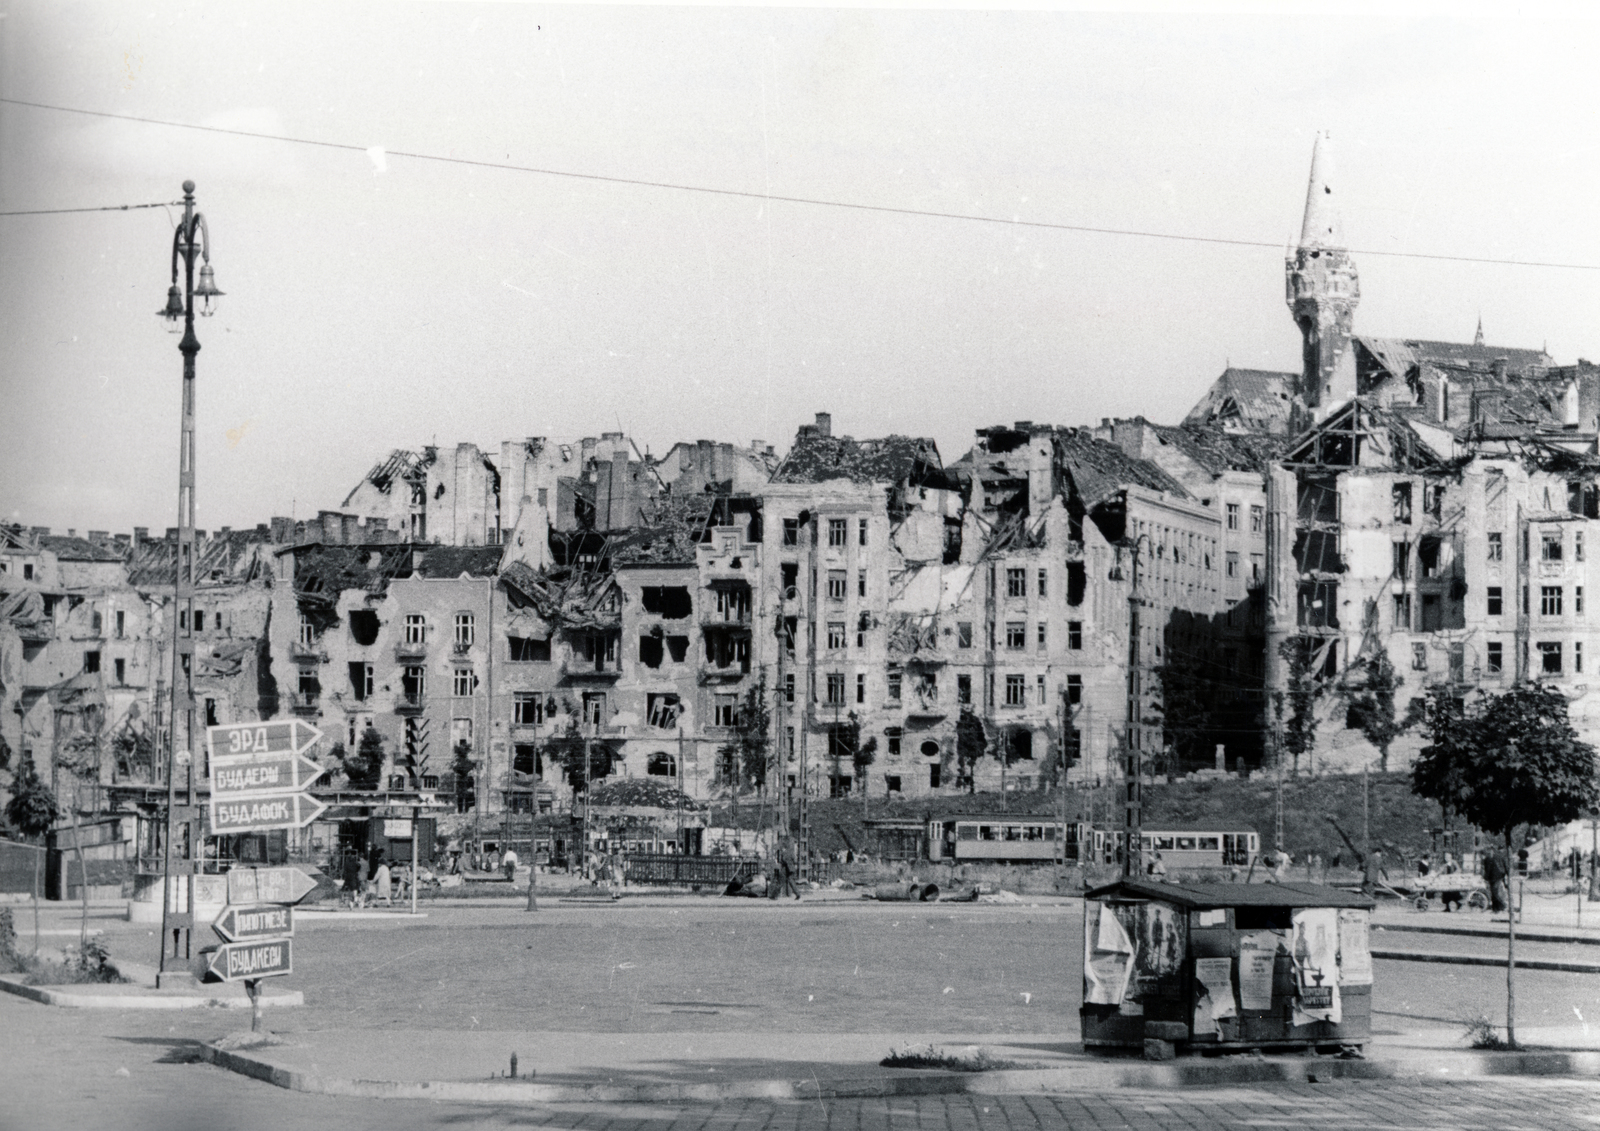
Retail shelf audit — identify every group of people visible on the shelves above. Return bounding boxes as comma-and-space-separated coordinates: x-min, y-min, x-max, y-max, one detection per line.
340, 847, 412, 908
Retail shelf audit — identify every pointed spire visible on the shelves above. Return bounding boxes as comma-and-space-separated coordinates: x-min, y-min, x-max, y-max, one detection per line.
1474, 315, 1484, 347
1299, 131, 1343, 249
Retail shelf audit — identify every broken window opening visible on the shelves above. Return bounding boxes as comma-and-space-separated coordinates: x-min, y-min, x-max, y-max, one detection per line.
639, 635, 664, 668
647, 693, 682, 730
647, 752, 677, 777
509, 636, 551, 662
640, 586, 693, 619
348, 609, 380, 646
1067, 562, 1086, 607
1391, 482, 1412, 525
348, 661, 373, 701
513, 693, 544, 726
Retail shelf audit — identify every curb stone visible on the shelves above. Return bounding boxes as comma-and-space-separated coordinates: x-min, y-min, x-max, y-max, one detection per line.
196, 1042, 1600, 1104
0, 973, 304, 1010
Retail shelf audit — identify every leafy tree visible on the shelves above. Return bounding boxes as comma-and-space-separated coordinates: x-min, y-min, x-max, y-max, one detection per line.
715, 677, 772, 792
1449, 682, 1599, 1048
342, 725, 386, 789
1342, 647, 1423, 772
1148, 658, 1213, 774
852, 732, 878, 817
1410, 687, 1471, 829
450, 739, 477, 812
955, 709, 986, 793
1279, 636, 1324, 776
540, 714, 616, 793
4, 756, 58, 955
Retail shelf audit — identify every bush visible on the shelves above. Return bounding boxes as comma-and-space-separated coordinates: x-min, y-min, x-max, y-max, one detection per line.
0, 908, 15, 959
1463, 1014, 1509, 1051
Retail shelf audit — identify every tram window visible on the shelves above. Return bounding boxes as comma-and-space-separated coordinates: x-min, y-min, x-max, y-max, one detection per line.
1024, 826, 1043, 841
1004, 826, 1022, 841
958, 825, 978, 841
1176, 837, 1197, 850
1198, 837, 1220, 851
978, 826, 996, 841
1044, 826, 1057, 840
1156, 836, 1174, 850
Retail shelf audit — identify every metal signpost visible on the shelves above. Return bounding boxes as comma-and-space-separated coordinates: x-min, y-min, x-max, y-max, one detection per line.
204, 721, 327, 1031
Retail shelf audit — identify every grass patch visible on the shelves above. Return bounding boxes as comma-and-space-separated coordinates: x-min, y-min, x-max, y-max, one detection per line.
0, 913, 125, 986
880, 1044, 1026, 1072
1463, 1014, 1510, 1051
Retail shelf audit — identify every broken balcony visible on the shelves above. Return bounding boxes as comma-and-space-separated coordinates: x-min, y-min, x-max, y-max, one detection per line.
394, 640, 427, 662
290, 639, 326, 662
395, 692, 425, 715
289, 692, 320, 717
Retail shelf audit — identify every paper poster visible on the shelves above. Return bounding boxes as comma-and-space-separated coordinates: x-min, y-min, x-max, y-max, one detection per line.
1337, 908, 1372, 986
1197, 909, 1225, 927
1193, 956, 1237, 1035
1083, 902, 1137, 1006
1238, 931, 1277, 1010
1290, 908, 1342, 1025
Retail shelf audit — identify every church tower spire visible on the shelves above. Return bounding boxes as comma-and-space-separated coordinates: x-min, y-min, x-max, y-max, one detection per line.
1286, 132, 1360, 421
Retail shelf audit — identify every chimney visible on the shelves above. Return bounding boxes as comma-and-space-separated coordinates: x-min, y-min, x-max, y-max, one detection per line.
814, 412, 832, 437
318, 511, 345, 545
270, 517, 293, 544
67, 529, 76, 538
134, 527, 149, 543
609, 448, 632, 530
1014, 421, 1032, 432
342, 514, 360, 543
88, 530, 108, 541
113, 533, 130, 546
1492, 358, 1508, 379
165, 527, 179, 541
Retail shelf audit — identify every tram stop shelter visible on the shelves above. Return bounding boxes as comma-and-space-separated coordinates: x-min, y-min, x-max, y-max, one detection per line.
1081, 880, 1376, 1056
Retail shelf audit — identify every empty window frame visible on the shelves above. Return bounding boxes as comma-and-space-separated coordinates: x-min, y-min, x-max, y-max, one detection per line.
1486, 640, 1503, 673
1004, 674, 1026, 707
1006, 621, 1026, 650
454, 613, 475, 647
828, 519, 847, 547
513, 692, 544, 726
1487, 587, 1503, 616
1540, 641, 1563, 674
1006, 568, 1027, 598
1542, 586, 1564, 617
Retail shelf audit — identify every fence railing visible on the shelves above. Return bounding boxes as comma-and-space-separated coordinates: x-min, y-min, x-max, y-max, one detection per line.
622, 853, 761, 886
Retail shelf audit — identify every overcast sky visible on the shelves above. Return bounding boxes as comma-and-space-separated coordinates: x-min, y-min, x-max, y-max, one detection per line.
5, 3, 1600, 534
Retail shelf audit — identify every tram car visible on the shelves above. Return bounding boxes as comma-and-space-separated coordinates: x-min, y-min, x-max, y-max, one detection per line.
927, 818, 1259, 869
1091, 829, 1260, 869
927, 817, 1091, 863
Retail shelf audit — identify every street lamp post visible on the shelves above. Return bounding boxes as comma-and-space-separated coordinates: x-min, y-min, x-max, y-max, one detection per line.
1120, 534, 1152, 880
155, 180, 222, 985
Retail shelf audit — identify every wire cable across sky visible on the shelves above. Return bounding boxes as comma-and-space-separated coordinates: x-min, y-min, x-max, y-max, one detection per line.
4, 95, 1598, 272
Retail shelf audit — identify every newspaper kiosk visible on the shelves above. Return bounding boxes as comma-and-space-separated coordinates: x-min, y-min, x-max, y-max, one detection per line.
1081, 880, 1375, 1054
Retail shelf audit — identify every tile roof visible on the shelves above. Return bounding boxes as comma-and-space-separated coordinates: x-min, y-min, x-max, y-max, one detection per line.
770, 431, 944, 486
1054, 429, 1191, 508
412, 545, 503, 579
1145, 423, 1289, 474
1181, 368, 1298, 434
39, 535, 124, 563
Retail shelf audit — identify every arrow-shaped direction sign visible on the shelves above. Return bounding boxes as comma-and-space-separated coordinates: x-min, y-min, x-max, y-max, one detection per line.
226, 866, 320, 907
213, 903, 295, 943
209, 792, 328, 835
210, 751, 325, 797
205, 938, 292, 982
206, 719, 322, 761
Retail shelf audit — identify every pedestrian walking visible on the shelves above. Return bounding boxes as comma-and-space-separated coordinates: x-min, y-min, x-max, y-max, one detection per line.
1482, 847, 1508, 913
341, 849, 362, 909
374, 857, 393, 906
502, 845, 519, 882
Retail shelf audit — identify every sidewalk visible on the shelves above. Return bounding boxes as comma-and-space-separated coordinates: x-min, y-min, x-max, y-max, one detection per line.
195, 1024, 1600, 1105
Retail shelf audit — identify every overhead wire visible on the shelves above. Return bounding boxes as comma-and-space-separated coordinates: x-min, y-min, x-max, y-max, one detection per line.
3, 96, 1599, 271
0, 200, 181, 216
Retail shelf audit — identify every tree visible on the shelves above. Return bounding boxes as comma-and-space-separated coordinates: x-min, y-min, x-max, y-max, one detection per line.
342, 726, 387, 789
955, 709, 986, 793
852, 734, 878, 818
5, 756, 58, 956
1341, 647, 1423, 772
1279, 637, 1324, 776
1448, 682, 1598, 1048
451, 739, 477, 812
714, 678, 773, 841
1148, 657, 1213, 774
1410, 687, 1471, 829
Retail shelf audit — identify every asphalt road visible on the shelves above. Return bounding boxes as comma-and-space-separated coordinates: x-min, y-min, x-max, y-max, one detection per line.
12, 896, 1600, 1129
